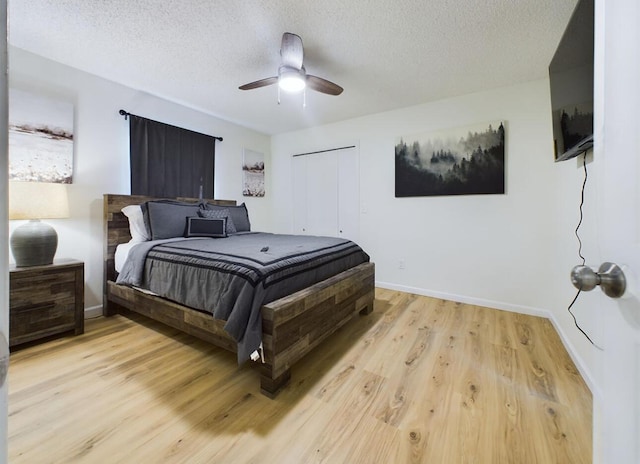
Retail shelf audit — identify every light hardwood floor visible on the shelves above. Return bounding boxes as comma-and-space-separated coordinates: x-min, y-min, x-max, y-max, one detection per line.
8, 289, 592, 463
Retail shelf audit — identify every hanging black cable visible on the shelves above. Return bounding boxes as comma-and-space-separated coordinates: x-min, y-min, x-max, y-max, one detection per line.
568, 152, 603, 351
575, 153, 588, 265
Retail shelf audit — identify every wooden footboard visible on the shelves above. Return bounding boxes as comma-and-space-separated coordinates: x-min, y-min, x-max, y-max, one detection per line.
260, 261, 374, 397
103, 194, 375, 398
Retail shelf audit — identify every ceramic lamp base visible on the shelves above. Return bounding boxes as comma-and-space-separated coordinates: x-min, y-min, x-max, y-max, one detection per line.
10, 219, 58, 267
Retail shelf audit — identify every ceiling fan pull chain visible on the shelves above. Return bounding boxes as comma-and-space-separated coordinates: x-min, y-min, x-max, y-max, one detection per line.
277, 86, 281, 105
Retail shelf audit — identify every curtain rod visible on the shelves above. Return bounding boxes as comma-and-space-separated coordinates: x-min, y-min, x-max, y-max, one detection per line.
292, 145, 356, 157
118, 109, 223, 142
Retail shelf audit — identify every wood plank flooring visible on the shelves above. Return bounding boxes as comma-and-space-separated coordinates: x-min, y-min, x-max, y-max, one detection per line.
8, 289, 592, 463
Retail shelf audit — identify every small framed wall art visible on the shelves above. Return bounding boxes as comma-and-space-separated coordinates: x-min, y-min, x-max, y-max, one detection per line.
242, 149, 265, 197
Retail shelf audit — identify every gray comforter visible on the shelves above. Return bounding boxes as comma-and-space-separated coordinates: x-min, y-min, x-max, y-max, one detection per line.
116, 232, 370, 363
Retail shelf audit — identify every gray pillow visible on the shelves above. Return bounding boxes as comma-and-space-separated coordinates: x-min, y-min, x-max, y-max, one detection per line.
143, 200, 202, 240
199, 208, 237, 235
205, 203, 251, 232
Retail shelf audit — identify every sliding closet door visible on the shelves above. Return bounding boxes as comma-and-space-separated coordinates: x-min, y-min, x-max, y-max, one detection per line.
292, 155, 308, 235
337, 148, 359, 241
305, 152, 339, 236
292, 146, 359, 241
292, 152, 339, 237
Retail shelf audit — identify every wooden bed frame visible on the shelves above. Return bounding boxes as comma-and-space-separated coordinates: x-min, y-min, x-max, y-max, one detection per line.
103, 194, 375, 397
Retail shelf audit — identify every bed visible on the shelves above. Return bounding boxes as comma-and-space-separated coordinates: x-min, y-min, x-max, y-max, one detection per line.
103, 194, 375, 397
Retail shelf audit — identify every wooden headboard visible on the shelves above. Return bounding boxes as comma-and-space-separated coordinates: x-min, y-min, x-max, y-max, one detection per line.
103, 194, 236, 285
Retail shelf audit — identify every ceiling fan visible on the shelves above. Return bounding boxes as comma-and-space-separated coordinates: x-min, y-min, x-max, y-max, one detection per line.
239, 32, 343, 97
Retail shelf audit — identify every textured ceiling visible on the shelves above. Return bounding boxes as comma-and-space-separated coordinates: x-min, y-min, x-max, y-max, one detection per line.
8, 0, 578, 135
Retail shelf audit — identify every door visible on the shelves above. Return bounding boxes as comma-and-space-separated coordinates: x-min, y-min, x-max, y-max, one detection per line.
592, 0, 640, 462
292, 146, 359, 240
292, 151, 339, 237
337, 147, 360, 242
0, 0, 9, 460
305, 152, 339, 237
292, 154, 308, 235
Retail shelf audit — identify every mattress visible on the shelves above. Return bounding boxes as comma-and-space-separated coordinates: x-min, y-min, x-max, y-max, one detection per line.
114, 241, 139, 273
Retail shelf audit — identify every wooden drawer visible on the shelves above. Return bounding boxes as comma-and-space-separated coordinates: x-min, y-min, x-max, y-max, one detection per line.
10, 269, 77, 310
9, 260, 84, 348
10, 298, 77, 345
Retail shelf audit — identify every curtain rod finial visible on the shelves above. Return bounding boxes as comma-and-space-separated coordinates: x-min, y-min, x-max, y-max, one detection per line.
119, 109, 129, 120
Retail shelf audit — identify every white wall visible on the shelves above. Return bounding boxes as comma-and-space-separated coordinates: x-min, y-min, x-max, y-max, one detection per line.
270, 79, 602, 389
8, 47, 271, 311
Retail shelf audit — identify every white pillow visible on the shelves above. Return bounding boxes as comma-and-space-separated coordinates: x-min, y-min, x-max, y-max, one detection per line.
121, 204, 150, 242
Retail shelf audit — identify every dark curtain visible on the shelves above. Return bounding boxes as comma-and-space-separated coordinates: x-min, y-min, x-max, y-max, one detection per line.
129, 115, 216, 198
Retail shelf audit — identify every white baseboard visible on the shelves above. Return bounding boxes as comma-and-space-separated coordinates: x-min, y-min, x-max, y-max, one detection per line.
375, 280, 599, 396
545, 312, 601, 398
375, 280, 550, 318
83, 305, 103, 319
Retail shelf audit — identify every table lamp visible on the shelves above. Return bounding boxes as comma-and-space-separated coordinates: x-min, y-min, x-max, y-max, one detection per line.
9, 181, 70, 267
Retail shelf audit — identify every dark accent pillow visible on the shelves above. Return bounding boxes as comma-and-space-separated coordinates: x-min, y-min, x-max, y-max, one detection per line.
205, 203, 251, 232
185, 216, 227, 238
199, 208, 237, 235
142, 200, 202, 240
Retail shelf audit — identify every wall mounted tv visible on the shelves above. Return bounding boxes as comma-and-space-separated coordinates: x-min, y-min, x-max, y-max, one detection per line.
549, 0, 594, 162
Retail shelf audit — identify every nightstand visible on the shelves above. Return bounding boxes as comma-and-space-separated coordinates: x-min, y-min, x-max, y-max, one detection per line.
9, 259, 84, 348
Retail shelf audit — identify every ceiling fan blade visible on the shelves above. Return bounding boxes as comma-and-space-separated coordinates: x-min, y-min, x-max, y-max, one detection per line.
238, 76, 278, 90
306, 75, 344, 96
280, 32, 304, 70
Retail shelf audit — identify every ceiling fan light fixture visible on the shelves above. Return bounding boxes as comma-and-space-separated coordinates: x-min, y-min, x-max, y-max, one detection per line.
278, 66, 306, 92
239, 34, 343, 97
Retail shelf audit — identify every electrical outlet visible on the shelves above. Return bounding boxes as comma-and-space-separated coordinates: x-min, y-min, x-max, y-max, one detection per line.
398, 259, 405, 270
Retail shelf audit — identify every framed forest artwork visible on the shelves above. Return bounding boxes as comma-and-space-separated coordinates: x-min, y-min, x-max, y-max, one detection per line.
395, 121, 505, 197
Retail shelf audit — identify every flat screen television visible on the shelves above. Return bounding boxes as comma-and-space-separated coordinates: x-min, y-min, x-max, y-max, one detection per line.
549, 0, 594, 162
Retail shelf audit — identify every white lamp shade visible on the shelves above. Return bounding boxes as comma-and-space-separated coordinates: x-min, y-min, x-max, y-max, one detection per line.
9, 181, 70, 220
